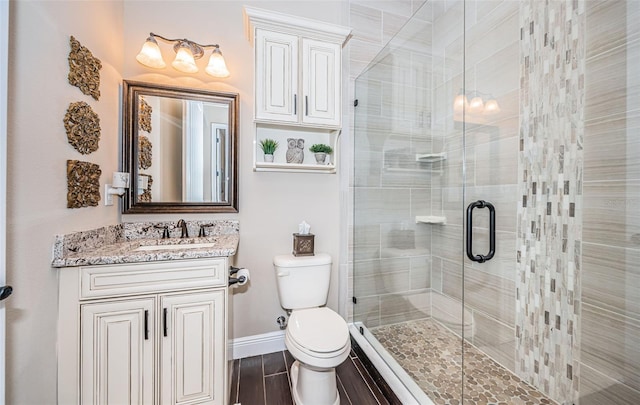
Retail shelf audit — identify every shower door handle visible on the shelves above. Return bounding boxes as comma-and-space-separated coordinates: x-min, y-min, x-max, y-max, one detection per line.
466, 200, 496, 263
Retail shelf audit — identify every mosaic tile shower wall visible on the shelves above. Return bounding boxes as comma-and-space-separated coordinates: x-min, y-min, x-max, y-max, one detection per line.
516, 0, 585, 403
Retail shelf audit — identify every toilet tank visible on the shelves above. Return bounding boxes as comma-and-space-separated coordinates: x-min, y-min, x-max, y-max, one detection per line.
273, 253, 332, 310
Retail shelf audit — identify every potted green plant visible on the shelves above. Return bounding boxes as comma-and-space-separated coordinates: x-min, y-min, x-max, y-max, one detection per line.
309, 143, 333, 164
259, 138, 278, 162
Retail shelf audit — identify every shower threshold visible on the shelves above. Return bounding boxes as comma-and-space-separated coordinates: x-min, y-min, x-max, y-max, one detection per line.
359, 318, 557, 405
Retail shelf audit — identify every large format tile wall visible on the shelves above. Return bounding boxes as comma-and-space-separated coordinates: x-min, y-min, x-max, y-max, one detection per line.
580, 1, 640, 403
348, 0, 433, 328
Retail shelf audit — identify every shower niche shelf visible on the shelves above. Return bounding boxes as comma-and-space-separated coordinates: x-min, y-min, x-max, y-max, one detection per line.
382, 149, 446, 174
415, 216, 446, 225
415, 152, 446, 163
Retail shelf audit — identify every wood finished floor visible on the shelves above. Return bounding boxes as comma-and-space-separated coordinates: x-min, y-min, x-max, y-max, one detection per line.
229, 346, 398, 405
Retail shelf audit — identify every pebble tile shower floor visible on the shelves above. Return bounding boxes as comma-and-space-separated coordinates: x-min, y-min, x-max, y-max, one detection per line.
371, 318, 556, 405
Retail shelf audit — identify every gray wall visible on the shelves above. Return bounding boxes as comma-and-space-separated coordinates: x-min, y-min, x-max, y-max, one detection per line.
580, 1, 640, 403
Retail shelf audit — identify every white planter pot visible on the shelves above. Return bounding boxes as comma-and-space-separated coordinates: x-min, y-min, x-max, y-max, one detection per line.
264, 154, 274, 162
314, 152, 327, 164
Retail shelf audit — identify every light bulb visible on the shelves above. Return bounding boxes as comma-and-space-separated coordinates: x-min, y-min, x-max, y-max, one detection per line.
172, 42, 198, 73
453, 93, 468, 113
483, 99, 501, 115
468, 96, 484, 114
135, 36, 166, 69
205, 48, 230, 78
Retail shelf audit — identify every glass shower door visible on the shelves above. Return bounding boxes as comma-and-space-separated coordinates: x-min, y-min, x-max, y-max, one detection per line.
353, 0, 640, 404
458, 0, 537, 401
352, 0, 467, 402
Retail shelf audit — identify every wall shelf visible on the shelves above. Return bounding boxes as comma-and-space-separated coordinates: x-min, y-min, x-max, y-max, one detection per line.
254, 161, 336, 173
383, 147, 446, 174
384, 167, 443, 174
415, 152, 446, 163
254, 125, 340, 174
415, 216, 447, 224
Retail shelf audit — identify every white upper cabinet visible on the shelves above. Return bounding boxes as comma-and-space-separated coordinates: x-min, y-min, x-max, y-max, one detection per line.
245, 6, 351, 130
302, 38, 341, 126
255, 29, 298, 123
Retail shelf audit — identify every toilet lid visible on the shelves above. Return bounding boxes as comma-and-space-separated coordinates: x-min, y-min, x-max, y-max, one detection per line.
287, 308, 349, 353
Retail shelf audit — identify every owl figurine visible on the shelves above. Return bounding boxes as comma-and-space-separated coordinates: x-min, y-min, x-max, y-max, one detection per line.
286, 138, 305, 163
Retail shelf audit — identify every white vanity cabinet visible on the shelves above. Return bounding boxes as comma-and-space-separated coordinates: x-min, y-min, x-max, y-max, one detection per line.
58, 258, 229, 405
80, 298, 156, 405
160, 290, 224, 405
255, 28, 342, 128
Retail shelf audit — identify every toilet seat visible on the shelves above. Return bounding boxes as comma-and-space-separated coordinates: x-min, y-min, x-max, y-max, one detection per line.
285, 307, 350, 368
288, 308, 349, 353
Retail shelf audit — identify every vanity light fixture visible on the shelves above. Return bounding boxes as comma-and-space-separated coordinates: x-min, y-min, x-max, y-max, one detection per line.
453, 89, 500, 116
135, 32, 230, 78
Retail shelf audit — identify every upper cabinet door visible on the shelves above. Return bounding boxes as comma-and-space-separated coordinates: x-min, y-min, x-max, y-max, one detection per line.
255, 29, 298, 123
301, 38, 341, 127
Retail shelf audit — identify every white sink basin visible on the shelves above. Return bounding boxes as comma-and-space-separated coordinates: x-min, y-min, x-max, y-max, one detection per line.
135, 242, 217, 252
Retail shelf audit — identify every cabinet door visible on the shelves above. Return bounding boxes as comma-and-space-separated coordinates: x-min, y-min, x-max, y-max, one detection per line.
160, 290, 225, 405
255, 29, 298, 123
81, 298, 155, 405
301, 38, 341, 127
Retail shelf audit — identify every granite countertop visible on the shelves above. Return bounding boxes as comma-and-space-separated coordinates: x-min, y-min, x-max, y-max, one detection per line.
52, 220, 239, 268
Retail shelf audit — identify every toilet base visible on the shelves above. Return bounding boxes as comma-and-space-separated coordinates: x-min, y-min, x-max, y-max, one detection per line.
290, 360, 340, 405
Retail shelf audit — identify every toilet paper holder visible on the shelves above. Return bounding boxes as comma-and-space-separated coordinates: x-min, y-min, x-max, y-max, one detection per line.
229, 266, 249, 286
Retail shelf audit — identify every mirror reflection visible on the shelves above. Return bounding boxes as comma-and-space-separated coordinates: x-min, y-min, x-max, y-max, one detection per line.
123, 81, 238, 213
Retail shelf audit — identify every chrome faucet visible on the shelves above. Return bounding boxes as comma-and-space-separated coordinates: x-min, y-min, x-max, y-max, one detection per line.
177, 219, 189, 238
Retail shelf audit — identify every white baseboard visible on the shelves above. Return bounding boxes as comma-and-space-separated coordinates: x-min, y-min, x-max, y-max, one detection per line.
230, 330, 286, 360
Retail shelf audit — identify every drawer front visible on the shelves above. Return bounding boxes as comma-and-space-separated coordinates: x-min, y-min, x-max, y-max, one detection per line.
80, 259, 227, 299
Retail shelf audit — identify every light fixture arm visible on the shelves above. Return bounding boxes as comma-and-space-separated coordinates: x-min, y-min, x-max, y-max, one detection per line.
148, 32, 219, 60
137, 32, 230, 77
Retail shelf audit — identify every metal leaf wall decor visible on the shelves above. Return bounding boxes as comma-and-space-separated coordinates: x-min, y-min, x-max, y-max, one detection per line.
67, 160, 101, 208
138, 136, 153, 169
138, 97, 152, 133
138, 174, 153, 202
68, 36, 102, 100
64, 101, 101, 154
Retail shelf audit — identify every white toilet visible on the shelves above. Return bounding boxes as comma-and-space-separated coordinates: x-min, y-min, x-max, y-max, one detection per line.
274, 253, 350, 405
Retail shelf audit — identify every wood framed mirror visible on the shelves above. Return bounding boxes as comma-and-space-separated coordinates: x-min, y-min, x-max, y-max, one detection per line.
122, 80, 239, 213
